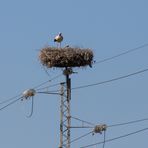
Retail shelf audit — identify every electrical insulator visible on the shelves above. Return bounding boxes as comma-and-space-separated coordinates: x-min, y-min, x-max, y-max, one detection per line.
22, 89, 36, 99
93, 124, 107, 134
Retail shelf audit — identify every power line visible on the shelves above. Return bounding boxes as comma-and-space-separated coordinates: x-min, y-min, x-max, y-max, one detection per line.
95, 43, 148, 65
71, 116, 95, 126
72, 67, 148, 90
80, 127, 148, 148
108, 117, 148, 128
0, 94, 22, 105
33, 73, 63, 89
36, 82, 61, 91
69, 131, 93, 145
40, 62, 51, 78
0, 97, 22, 111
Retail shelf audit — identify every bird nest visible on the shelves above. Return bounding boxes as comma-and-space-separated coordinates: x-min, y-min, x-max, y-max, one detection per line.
39, 47, 94, 68
39, 47, 93, 68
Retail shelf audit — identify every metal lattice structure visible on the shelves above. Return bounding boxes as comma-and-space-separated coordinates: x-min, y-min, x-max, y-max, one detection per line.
59, 68, 72, 148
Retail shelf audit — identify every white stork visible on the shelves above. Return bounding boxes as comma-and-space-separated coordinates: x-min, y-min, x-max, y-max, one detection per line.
54, 32, 63, 48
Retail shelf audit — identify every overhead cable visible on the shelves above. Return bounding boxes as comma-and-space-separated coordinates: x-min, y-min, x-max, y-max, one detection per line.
0, 94, 22, 105
72, 67, 148, 90
108, 117, 148, 128
69, 131, 93, 145
36, 82, 62, 91
0, 97, 22, 111
33, 73, 63, 89
71, 116, 95, 126
95, 43, 148, 65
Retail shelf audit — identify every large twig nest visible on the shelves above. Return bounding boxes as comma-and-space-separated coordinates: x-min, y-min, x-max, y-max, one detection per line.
39, 46, 94, 68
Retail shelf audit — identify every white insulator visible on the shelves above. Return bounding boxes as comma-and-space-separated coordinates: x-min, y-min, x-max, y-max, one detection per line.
22, 89, 36, 98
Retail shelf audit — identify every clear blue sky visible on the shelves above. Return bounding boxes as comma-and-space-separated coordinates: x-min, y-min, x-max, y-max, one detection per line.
0, 0, 148, 147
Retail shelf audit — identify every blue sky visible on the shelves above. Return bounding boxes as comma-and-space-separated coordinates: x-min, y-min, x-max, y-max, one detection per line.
0, 0, 148, 148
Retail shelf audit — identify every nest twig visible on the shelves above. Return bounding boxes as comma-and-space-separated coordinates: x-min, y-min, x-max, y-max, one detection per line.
39, 46, 94, 68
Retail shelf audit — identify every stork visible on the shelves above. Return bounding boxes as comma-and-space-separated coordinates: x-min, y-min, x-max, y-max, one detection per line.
54, 32, 63, 48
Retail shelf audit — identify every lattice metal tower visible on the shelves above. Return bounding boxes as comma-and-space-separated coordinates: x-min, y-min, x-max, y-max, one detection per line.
59, 68, 72, 148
